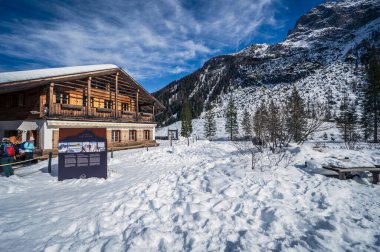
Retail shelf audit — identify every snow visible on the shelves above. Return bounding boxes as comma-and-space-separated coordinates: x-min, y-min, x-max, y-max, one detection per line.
0, 64, 118, 84
1, 139, 380, 251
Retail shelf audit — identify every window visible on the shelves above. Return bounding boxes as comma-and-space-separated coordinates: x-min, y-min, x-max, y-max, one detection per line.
90, 97, 94, 107
55, 92, 68, 104
112, 130, 120, 142
62, 93, 68, 104
55, 92, 61, 103
129, 130, 137, 141
121, 103, 129, 111
83, 96, 87, 107
104, 100, 112, 109
144, 130, 150, 140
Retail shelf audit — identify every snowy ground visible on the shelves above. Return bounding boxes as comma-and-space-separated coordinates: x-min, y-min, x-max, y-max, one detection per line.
0, 140, 380, 251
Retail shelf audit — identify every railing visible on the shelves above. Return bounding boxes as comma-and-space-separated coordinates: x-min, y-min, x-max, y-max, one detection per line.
48, 103, 154, 122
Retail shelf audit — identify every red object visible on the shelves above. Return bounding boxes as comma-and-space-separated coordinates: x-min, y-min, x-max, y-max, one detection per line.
6, 146, 15, 157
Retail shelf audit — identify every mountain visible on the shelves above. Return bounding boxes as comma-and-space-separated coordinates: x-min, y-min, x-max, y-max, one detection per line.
154, 0, 380, 126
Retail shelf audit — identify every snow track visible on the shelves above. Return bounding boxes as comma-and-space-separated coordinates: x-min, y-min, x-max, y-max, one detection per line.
0, 141, 379, 251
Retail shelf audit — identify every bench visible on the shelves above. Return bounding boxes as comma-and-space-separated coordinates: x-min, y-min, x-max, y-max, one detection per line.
322, 165, 380, 184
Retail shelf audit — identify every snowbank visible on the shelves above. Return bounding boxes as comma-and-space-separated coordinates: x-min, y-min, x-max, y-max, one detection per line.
0, 141, 379, 251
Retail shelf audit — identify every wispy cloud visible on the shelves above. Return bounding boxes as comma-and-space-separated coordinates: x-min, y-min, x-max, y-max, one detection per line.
0, 0, 281, 90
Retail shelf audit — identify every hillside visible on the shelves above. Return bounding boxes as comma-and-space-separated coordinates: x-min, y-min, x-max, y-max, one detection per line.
153, 0, 380, 126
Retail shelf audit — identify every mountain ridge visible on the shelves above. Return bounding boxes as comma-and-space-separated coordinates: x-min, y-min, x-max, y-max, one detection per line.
154, 0, 380, 126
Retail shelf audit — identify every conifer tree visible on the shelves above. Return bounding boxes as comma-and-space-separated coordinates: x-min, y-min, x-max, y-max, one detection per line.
225, 96, 239, 140
181, 100, 193, 146
286, 87, 307, 143
362, 47, 380, 143
325, 87, 334, 121
267, 100, 281, 151
241, 109, 252, 139
204, 109, 216, 141
346, 104, 359, 143
253, 101, 268, 148
337, 93, 358, 142
337, 93, 350, 141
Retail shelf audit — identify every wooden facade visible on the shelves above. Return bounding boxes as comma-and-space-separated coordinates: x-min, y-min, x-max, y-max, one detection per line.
0, 65, 164, 152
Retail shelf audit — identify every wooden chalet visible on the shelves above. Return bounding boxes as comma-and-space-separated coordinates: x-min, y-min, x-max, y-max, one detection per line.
0, 64, 165, 154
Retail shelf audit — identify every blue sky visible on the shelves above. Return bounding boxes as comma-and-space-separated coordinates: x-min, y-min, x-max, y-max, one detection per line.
0, 0, 327, 92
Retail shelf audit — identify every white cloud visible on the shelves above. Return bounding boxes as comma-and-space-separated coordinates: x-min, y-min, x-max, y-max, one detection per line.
0, 0, 280, 87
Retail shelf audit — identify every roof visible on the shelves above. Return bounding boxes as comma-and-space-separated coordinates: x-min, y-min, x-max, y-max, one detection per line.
0, 64, 165, 109
0, 64, 118, 84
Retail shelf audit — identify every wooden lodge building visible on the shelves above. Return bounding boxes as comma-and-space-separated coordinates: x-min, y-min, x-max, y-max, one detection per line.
0, 64, 164, 154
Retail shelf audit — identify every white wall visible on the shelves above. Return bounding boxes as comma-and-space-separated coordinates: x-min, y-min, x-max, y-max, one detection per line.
41, 121, 53, 149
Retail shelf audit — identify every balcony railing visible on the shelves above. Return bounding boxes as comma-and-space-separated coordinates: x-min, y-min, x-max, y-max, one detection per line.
47, 103, 154, 122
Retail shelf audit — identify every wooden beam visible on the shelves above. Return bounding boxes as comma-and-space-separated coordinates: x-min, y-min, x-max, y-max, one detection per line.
39, 88, 45, 117
87, 77, 92, 116
49, 83, 54, 115
136, 89, 139, 118
115, 72, 119, 118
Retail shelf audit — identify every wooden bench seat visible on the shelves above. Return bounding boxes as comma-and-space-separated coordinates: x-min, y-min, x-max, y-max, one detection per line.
322, 165, 380, 184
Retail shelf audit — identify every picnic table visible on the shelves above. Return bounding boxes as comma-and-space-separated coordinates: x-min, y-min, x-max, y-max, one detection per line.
322, 165, 380, 184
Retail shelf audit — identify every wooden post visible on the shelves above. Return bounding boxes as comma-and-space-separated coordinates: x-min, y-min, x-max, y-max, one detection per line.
39, 92, 44, 117
48, 152, 52, 174
111, 148, 113, 158
339, 172, 346, 180
115, 72, 119, 118
136, 89, 139, 121
372, 172, 379, 184
87, 77, 92, 116
152, 104, 155, 122
170, 134, 172, 147
48, 83, 54, 115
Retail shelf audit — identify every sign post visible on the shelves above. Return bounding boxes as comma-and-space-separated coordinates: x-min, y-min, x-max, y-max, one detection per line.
58, 128, 107, 181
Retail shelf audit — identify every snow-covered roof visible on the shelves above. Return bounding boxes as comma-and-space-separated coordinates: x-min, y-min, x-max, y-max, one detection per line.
0, 64, 118, 84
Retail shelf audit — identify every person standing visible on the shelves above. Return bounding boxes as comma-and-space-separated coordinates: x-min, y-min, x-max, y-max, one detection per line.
0, 138, 15, 177
23, 138, 35, 165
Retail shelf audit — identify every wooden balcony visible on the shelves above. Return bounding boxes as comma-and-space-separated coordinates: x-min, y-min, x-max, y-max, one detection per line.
47, 103, 155, 123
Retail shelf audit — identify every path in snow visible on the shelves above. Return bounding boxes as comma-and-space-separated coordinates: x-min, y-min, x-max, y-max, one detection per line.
0, 141, 379, 251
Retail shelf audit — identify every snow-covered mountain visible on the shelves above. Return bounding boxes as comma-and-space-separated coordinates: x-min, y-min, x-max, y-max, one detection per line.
154, 0, 380, 126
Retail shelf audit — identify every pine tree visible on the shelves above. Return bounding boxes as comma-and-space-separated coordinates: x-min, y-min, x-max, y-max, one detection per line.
346, 104, 358, 143
362, 47, 380, 143
286, 87, 307, 143
241, 109, 252, 139
204, 109, 216, 141
253, 101, 268, 147
337, 93, 358, 143
225, 96, 239, 140
325, 87, 334, 121
267, 100, 281, 151
337, 93, 350, 141
181, 100, 193, 145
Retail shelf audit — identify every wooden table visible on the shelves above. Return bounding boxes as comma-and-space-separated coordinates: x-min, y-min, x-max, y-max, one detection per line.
322, 165, 380, 184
